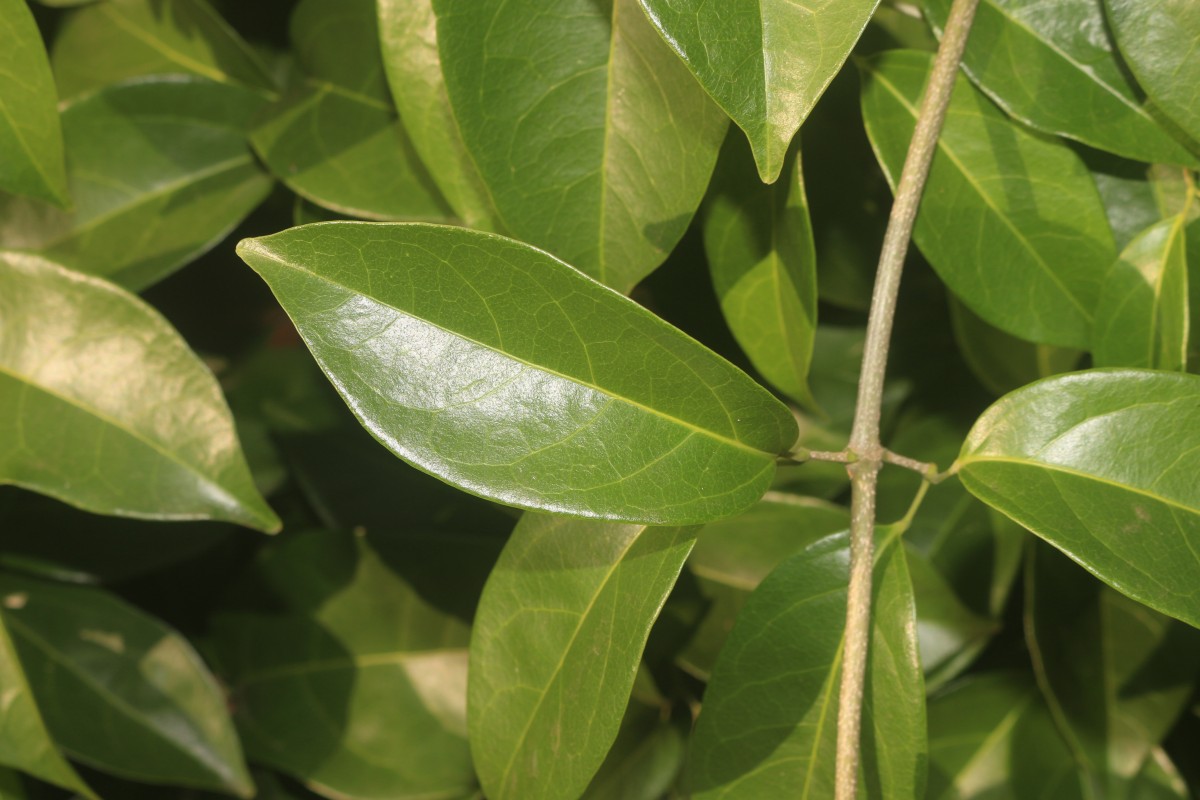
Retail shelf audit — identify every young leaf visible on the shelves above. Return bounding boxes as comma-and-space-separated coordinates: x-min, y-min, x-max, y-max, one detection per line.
0, 574, 254, 796
212, 530, 481, 800
469, 513, 697, 800
921, 0, 1199, 167
703, 133, 818, 409
1093, 214, 1191, 371
50, 0, 277, 100
0, 609, 94, 799
433, 0, 727, 292
377, 0, 499, 231
238, 223, 798, 525
251, 0, 452, 222
685, 530, 925, 799
0, 0, 68, 206
638, 0, 880, 184
0, 76, 272, 290
958, 369, 1200, 627
0, 253, 279, 532
1105, 0, 1200, 149
860, 50, 1116, 348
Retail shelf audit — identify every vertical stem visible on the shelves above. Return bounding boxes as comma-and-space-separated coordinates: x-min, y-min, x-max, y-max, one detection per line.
833, 1, 980, 798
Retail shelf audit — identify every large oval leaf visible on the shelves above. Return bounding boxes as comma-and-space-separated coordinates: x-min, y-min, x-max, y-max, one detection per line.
0, 76, 272, 290
469, 513, 697, 800
237, 222, 797, 524
0, 0, 68, 205
685, 530, 925, 799
860, 50, 1116, 348
0, 253, 278, 531
922, 0, 1198, 167
433, 0, 727, 292
0, 574, 253, 796
639, 0, 879, 184
958, 369, 1200, 627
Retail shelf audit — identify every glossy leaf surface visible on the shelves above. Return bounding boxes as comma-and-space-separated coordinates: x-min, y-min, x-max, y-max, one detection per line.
469, 513, 697, 800
959, 369, 1200, 626
239, 223, 797, 524
704, 134, 817, 408
685, 530, 925, 798
0, 574, 253, 796
0, 0, 67, 205
50, 0, 276, 100
861, 50, 1115, 348
0, 76, 272, 290
434, 0, 727, 292
639, 0, 879, 183
1093, 214, 1191, 371
0, 254, 278, 530
1105, 0, 1200, 147
213, 530, 481, 800
922, 0, 1198, 166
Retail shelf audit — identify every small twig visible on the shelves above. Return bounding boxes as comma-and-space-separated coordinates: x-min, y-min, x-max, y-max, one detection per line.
881, 449, 937, 478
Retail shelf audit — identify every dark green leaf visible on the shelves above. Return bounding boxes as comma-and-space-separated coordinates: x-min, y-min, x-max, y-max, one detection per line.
212, 530, 481, 800
0, 254, 278, 531
685, 529, 925, 799
922, 0, 1198, 167
0, 768, 28, 800
639, 0, 879, 183
0, 76, 272, 290
703, 133, 817, 408
238, 223, 797, 524
1105, 0, 1200, 149
0, 0, 67, 206
907, 548, 997, 692
860, 50, 1116, 348
50, 0, 277, 100
1091, 161, 1195, 252
1093, 213, 1191, 370
434, 0, 727, 292
469, 513, 696, 800
580, 699, 686, 800
1130, 750, 1190, 800
0, 575, 253, 796
958, 369, 1200, 627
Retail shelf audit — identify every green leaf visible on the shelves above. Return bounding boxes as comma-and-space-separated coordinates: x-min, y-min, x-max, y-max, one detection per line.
1093, 214, 1191, 371
469, 513, 696, 800
212, 530, 481, 800
703, 132, 817, 408
638, 0, 880, 184
926, 673, 1086, 799
0, 609, 93, 798
0, 768, 28, 800
251, 0, 452, 222
0, 0, 68, 206
0, 76, 273, 290
922, 0, 1199, 167
1091, 161, 1196, 252
0, 574, 254, 796
238, 222, 797, 524
860, 50, 1116, 348
433, 0, 727, 292
1105, 0, 1200, 149
1026, 543, 1200, 796
685, 530, 925, 799
50, 0, 277, 101
377, 0, 498, 231
907, 548, 997, 692
580, 699, 687, 800
958, 369, 1200, 627
1130, 750, 1190, 800
0, 253, 278, 531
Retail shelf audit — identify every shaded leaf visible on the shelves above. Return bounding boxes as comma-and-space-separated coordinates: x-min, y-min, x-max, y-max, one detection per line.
685, 529, 925, 799
580, 699, 687, 800
0, 574, 253, 796
1091, 161, 1196, 252
860, 50, 1115, 348
434, 0, 727, 292
1130, 749, 1190, 800
0, 76, 272, 290
0, 253, 278, 531
907, 548, 997, 692
0, 768, 28, 800
238, 223, 797, 525
50, 0, 276, 100
639, 0, 879, 183
0, 0, 68, 206
958, 369, 1200, 627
